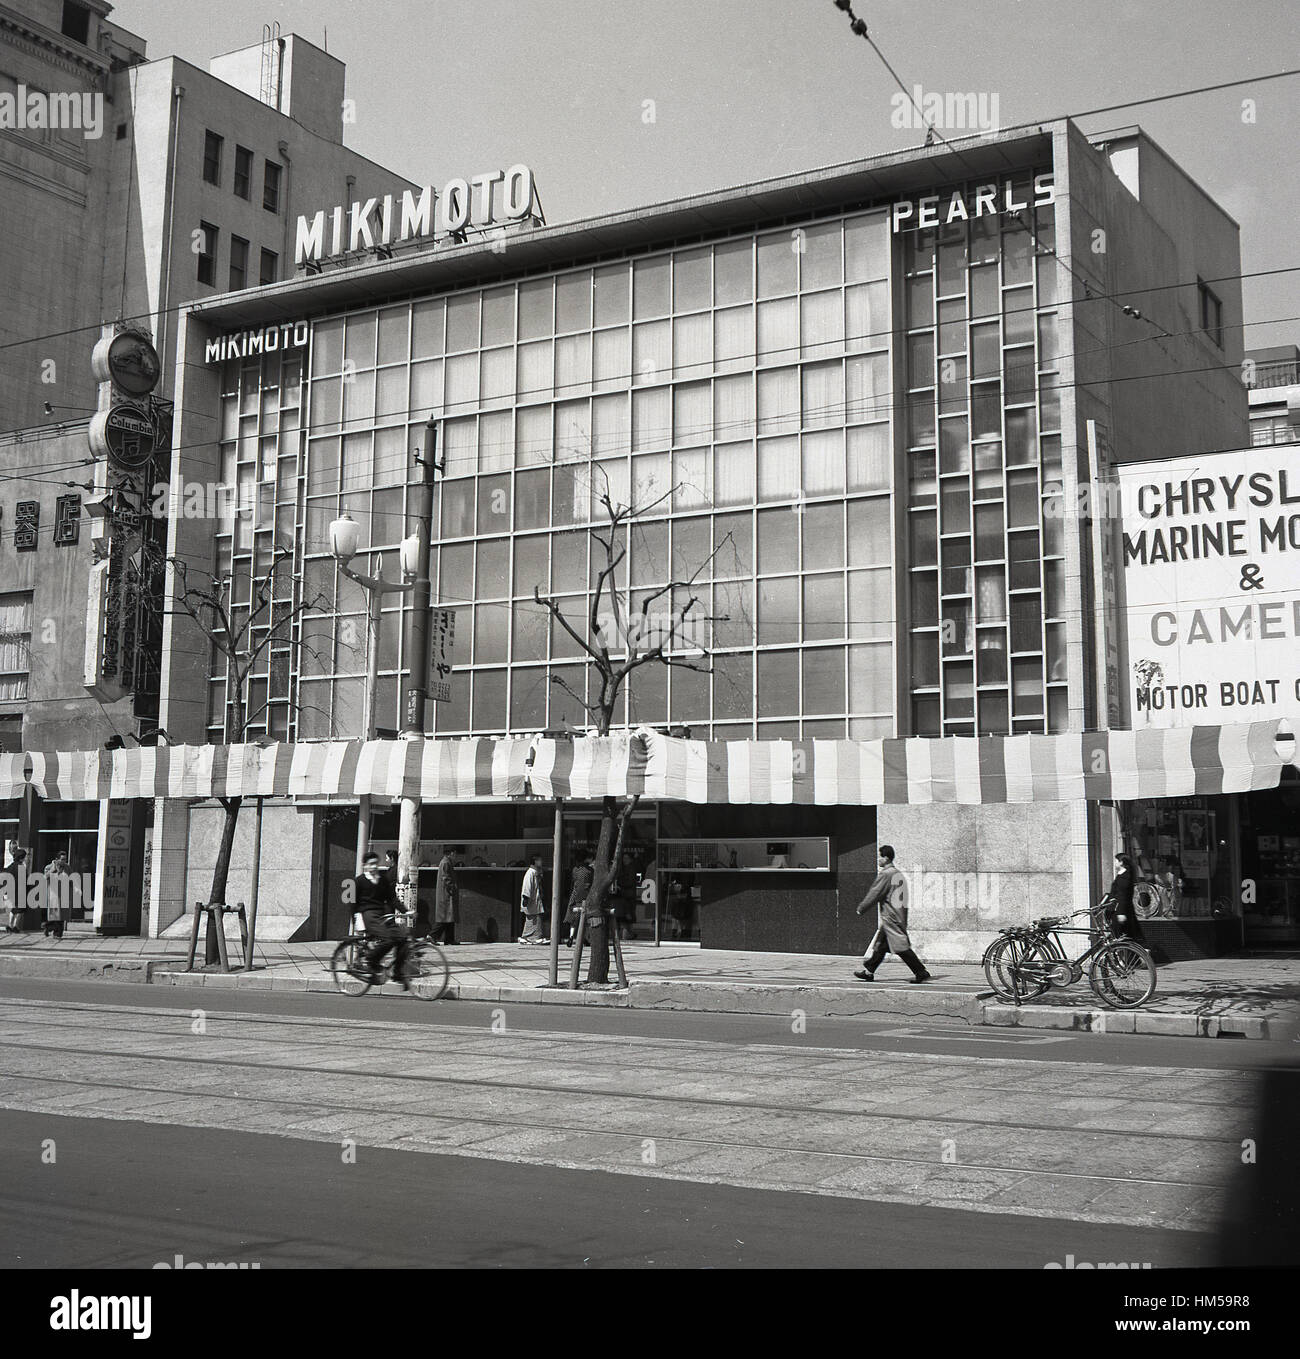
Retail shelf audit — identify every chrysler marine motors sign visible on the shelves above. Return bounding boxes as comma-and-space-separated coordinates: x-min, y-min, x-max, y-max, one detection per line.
1119, 446, 1300, 725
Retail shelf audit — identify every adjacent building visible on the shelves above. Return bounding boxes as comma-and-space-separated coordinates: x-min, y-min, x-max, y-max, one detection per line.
1, 2, 414, 911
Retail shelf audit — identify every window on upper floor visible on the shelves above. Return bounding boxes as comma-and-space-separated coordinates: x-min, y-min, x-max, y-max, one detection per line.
234, 145, 252, 200
259, 248, 279, 286
229, 235, 249, 291
203, 130, 223, 187
263, 160, 282, 214
0, 592, 33, 703
61, 2, 91, 45
1198, 279, 1223, 349
197, 221, 218, 287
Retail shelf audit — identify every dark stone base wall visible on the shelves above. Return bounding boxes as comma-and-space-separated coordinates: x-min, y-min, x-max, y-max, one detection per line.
1140, 917, 1241, 963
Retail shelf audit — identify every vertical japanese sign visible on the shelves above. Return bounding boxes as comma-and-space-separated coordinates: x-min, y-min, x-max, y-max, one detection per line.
93, 800, 132, 930
430, 608, 457, 702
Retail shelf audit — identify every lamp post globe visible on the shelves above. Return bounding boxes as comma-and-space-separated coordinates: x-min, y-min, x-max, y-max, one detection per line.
329, 512, 360, 564
399, 533, 421, 579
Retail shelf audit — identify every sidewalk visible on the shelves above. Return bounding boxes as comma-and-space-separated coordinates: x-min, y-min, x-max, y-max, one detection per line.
1, 924, 1297, 1040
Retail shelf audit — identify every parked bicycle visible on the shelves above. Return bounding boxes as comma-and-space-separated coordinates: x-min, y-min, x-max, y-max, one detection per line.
330, 916, 450, 1002
982, 898, 1157, 1009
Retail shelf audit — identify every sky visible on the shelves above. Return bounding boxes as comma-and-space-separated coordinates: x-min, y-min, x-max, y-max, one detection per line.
115, 0, 1299, 350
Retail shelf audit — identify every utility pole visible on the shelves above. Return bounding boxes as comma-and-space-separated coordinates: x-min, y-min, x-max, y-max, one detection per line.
396, 418, 439, 916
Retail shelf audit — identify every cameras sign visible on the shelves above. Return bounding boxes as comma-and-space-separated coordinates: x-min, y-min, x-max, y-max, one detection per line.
1119, 447, 1300, 725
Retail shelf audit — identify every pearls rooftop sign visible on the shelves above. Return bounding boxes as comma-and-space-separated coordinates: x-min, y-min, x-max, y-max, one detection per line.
891, 174, 1055, 232
294, 166, 537, 266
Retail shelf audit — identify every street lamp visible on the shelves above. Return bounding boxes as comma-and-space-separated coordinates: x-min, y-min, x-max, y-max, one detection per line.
328, 512, 416, 870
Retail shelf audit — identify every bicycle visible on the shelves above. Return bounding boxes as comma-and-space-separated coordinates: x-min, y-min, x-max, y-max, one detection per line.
330, 921, 450, 1002
982, 899, 1157, 1009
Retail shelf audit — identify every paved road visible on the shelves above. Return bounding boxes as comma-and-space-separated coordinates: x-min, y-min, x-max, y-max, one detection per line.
1, 978, 1295, 1268
3, 1109, 1213, 1269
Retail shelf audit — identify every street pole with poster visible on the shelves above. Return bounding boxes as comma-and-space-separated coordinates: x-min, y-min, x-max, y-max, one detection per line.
86, 326, 167, 938
396, 420, 442, 921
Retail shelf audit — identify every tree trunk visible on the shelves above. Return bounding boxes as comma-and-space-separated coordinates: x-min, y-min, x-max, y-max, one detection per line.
584, 794, 638, 985
204, 796, 243, 964
583, 797, 618, 984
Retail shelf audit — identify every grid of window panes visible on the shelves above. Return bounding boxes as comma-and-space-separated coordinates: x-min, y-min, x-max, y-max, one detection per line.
902, 175, 1066, 737
288, 209, 897, 740
207, 350, 305, 742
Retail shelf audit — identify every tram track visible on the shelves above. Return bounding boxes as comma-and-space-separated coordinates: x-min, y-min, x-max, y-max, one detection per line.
0, 994, 1252, 1231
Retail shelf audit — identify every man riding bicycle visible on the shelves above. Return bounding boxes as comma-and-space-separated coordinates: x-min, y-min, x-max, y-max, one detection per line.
353, 851, 411, 984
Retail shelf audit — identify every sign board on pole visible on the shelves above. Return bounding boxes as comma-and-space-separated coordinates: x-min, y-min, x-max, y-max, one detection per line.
1119, 446, 1300, 726
93, 801, 132, 930
431, 608, 457, 702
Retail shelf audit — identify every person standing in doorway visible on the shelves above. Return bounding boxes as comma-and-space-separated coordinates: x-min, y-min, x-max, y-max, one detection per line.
432, 847, 459, 945
564, 851, 593, 947
854, 845, 931, 983
3, 843, 26, 932
518, 854, 546, 944
667, 876, 693, 941
43, 849, 70, 940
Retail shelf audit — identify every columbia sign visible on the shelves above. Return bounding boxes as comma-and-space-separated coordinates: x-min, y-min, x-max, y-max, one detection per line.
294, 166, 536, 265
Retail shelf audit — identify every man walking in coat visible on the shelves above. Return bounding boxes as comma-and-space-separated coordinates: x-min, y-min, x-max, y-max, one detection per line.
854, 844, 932, 983
433, 847, 459, 945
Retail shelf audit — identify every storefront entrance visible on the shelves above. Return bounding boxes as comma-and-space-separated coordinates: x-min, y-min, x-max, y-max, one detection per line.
1239, 777, 1300, 948
1117, 777, 1300, 954
559, 807, 661, 940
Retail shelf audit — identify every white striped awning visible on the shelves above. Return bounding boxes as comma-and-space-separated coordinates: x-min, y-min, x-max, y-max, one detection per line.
0, 739, 530, 803
529, 722, 1287, 804
0, 723, 1286, 805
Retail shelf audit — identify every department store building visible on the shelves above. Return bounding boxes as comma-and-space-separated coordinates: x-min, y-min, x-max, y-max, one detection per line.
144, 119, 1266, 959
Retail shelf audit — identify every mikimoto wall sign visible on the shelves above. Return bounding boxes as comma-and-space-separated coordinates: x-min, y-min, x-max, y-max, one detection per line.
294, 165, 537, 265
89, 403, 157, 470
91, 330, 161, 396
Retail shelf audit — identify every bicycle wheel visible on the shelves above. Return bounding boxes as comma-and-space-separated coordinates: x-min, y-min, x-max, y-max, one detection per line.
1089, 940, 1157, 1009
402, 942, 450, 1001
330, 938, 373, 997
982, 935, 1050, 1002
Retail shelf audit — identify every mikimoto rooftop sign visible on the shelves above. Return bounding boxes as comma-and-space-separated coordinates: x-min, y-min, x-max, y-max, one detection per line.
205, 322, 309, 364
295, 165, 537, 265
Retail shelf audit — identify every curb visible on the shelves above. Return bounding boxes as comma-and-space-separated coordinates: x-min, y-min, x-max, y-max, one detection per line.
2, 954, 1293, 1039
980, 1003, 1296, 1041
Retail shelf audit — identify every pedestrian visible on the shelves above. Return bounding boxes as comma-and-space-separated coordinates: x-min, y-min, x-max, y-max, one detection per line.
433, 846, 459, 945
854, 844, 931, 984
43, 848, 70, 940
564, 852, 593, 946
3, 843, 26, 932
1105, 853, 1145, 942
518, 853, 546, 944
609, 868, 637, 941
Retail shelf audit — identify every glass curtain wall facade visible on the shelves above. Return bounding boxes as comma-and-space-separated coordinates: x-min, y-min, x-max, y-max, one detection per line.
205, 171, 1067, 744
902, 174, 1065, 737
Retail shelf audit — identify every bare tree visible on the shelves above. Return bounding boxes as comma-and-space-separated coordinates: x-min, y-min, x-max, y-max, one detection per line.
169, 549, 328, 959
532, 468, 735, 983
